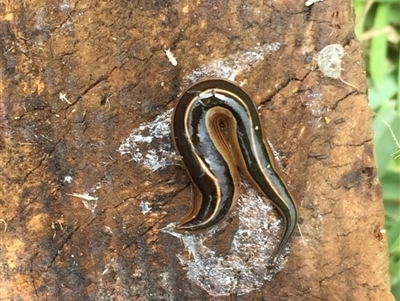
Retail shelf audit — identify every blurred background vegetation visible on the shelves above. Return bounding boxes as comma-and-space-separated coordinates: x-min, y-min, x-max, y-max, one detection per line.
353, 0, 400, 299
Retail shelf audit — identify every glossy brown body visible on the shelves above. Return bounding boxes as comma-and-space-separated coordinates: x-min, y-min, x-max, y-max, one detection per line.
171, 79, 298, 263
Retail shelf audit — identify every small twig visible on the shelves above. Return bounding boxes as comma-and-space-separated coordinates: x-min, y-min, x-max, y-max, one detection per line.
338, 76, 360, 91
59, 92, 72, 104
0, 219, 8, 233
3, 46, 14, 55
66, 193, 98, 201
358, 26, 398, 43
297, 223, 306, 246
373, 112, 400, 160
164, 49, 178, 66
355, 0, 374, 30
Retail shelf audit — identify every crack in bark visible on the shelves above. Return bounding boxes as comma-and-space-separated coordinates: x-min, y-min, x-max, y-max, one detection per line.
336, 229, 356, 237
44, 224, 81, 272
331, 89, 362, 110
79, 67, 117, 99
332, 138, 373, 148
260, 76, 299, 105
23, 138, 62, 182
58, 66, 118, 112
29, 256, 40, 299
159, 182, 191, 210
113, 196, 140, 210
128, 183, 192, 243
319, 262, 361, 287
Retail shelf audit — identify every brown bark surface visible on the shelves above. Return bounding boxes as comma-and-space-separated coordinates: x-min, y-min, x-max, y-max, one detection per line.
0, 0, 394, 300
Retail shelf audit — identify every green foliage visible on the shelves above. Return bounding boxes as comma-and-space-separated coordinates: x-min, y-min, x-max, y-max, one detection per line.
354, 0, 400, 299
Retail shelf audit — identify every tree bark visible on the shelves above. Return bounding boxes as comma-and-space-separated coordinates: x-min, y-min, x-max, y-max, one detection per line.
0, 0, 394, 300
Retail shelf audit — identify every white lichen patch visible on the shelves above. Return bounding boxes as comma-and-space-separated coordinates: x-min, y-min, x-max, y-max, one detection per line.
118, 109, 176, 171
63, 175, 73, 184
59, 0, 71, 13
140, 201, 152, 215
318, 44, 360, 91
186, 42, 281, 84
300, 89, 327, 128
317, 44, 344, 79
162, 180, 286, 296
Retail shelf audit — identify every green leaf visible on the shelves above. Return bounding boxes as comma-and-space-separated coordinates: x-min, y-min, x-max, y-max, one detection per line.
374, 104, 400, 177
368, 69, 397, 110
388, 4, 400, 25
381, 167, 400, 201
389, 235, 400, 257
369, 3, 391, 86
398, 46, 400, 114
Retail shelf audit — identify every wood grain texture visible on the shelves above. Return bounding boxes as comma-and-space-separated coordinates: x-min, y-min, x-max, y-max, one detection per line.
0, 0, 394, 300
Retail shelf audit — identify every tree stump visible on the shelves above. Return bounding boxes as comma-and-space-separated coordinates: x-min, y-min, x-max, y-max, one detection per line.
0, 0, 394, 300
